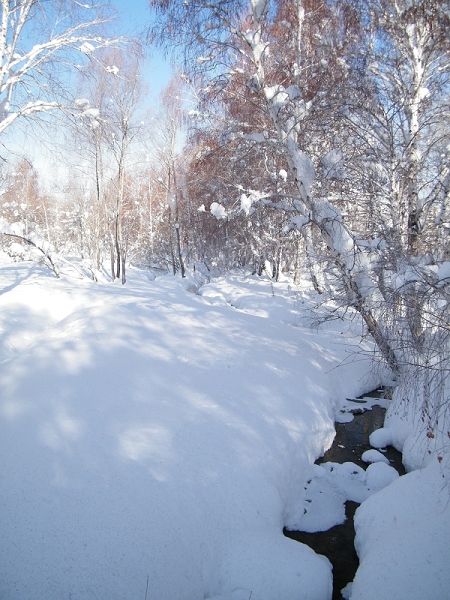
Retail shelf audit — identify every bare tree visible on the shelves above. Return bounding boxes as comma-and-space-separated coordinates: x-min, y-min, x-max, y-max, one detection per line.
0, 0, 120, 136
149, 75, 189, 277
149, 0, 450, 453
65, 44, 147, 283
104, 49, 146, 284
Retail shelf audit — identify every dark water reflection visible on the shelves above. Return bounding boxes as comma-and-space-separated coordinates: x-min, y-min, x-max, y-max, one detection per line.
284, 392, 404, 599
319, 404, 405, 475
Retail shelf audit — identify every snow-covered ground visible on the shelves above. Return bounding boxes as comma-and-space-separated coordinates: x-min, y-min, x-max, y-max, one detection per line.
0, 262, 448, 600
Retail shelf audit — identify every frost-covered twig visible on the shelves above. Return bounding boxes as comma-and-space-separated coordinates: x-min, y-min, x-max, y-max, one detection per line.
1, 230, 60, 278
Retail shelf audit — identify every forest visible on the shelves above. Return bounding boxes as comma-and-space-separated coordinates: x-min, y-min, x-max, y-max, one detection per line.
1, 0, 449, 458
0, 1, 449, 599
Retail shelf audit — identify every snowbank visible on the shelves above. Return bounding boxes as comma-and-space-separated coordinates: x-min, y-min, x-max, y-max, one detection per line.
347, 380, 450, 600
348, 461, 450, 600
0, 266, 377, 600
287, 460, 399, 534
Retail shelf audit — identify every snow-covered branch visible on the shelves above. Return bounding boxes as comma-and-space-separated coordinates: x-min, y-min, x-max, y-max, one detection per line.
0, 220, 60, 277
0, 0, 120, 134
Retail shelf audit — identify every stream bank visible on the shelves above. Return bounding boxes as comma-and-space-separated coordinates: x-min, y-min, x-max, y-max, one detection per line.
284, 391, 404, 600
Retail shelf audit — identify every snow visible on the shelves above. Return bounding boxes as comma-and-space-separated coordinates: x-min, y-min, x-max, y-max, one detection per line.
240, 190, 267, 216
106, 65, 119, 75
0, 219, 25, 236
364, 461, 399, 491
8, 242, 25, 257
438, 261, 450, 281
82, 107, 100, 118
392, 266, 421, 290
264, 85, 290, 115
369, 426, 393, 448
285, 85, 301, 101
336, 395, 388, 424
350, 461, 450, 600
290, 214, 309, 230
0, 263, 448, 600
0, 98, 10, 121
286, 459, 398, 534
197, 55, 215, 64
243, 131, 266, 143
240, 193, 252, 215
82, 108, 100, 119
79, 42, 95, 54
321, 149, 344, 180
210, 201, 226, 219
376, 379, 450, 474
286, 139, 315, 196
251, 0, 268, 21
361, 449, 390, 464
74, 98, 91, 109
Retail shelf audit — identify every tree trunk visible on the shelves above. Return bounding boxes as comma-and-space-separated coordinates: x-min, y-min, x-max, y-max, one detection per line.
121, 253, 126, 285
115, 221, 121, 280
302, 227, 324, 294
245, 22, 400, 374
110, 244, 115, 281
172, 182, 185, 278
294, 238, 302, 285
175, 223, 185, 278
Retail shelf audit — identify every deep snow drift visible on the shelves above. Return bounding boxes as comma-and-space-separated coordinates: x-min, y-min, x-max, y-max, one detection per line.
0, 263, 448, 600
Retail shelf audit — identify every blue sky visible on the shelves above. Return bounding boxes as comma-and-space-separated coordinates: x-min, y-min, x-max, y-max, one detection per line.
111, 0, 152, 33
111, 0, 173, 99
0, 0, 173, 176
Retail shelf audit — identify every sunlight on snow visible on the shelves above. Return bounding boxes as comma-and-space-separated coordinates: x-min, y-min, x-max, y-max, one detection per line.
1, 397, 31, 420
119, 425, 173, 481
39, 408, 84, 450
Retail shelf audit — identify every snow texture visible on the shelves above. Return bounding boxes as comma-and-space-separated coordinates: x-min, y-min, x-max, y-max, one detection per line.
350, 461, 450, 600
210, 201, 226, 219
0, 265, 376, 600
251, 0, 268, 21
361, 449, 390, 464
287, 459, 398, 534
286, 139, 315, 196
243, 131, 266, 143
364, 461, 399, 491
0, 219, 25, 236
74, 98, 91, 109
240, 190, 267, 216
0, 262, 448, 600
79, 42, 95, 54
438, 261, 450, 281
240, 193, 253, 215
369, 427, 393, 449
0, 98, 10, 121
321, 149, 344, 180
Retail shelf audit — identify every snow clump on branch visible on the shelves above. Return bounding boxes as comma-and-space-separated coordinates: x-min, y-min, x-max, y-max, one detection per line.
79, 42, 95, 55
251, 0, 269, 21
240, 190, 268, 216
210, 202, 226, 219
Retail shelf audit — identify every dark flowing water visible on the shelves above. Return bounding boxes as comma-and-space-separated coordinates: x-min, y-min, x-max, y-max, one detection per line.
284, 392, 404, 600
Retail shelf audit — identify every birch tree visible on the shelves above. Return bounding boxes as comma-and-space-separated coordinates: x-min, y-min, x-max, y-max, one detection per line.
149, 76, 189, 277
104, 51, 146, 284
149, 0, 450, 455
0, 0, 119, 136
66, 45, 146, 283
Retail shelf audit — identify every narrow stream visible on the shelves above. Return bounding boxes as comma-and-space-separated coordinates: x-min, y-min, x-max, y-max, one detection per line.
284, 391, 404, 600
